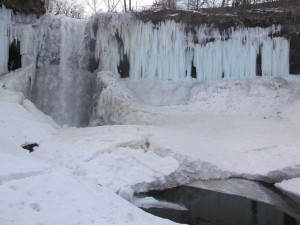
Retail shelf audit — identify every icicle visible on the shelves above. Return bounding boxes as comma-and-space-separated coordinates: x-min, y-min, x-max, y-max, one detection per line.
93, 14, 289, 81
0, 6, 37, 74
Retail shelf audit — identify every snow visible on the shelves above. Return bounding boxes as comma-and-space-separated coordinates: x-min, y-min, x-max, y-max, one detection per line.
0, 84, 180, 225
94, 72, 300, 182
1, 65, 36, 99
1, 70, 300, 224
0, 167, 178, 225
275, 178, 300, 205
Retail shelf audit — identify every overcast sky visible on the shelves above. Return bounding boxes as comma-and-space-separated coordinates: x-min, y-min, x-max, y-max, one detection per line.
81, 0, 155, 14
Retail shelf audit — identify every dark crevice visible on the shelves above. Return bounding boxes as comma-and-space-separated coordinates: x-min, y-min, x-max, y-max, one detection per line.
256, 44, 262, 76
191, 61, 197, 79
118, 54, 130, 78
8, 39, 22, 71
115, 31, 130, 78
88, 39, 99, 72
289, 33, 300, 74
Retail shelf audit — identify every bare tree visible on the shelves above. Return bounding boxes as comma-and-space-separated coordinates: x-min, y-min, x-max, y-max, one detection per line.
184, 0, 216, 10
44, 0, 85, 18
152, 0, 179, 10
221, 0, 230, 7
187, 0, 210, 10
104, 0, 121, 11
129, 0, 132, 11
124, 0, 127, 12
83, 0, 102, 13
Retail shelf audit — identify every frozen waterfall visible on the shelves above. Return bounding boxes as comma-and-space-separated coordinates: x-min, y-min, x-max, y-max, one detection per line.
92, 14, 289, 81
31, 16, 95, 127
0, 6, 37, 75
0, 8, 290, 127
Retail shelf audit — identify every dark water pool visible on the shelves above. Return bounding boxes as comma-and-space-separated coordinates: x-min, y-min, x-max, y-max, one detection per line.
141, 185, 300, 225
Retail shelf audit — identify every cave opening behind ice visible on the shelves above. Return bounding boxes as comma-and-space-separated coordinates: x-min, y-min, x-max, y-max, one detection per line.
8, 39, 21, 71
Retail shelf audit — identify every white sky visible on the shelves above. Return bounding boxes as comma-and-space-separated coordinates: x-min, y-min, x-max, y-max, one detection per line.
81, 0, 155, 15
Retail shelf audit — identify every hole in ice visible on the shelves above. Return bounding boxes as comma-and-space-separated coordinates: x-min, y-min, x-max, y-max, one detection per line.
29, 202, 41, 212
118, 54, 130, 78
191, 62, 197, 79
140, 185, 300, 225
256, 45, 262, 76
21, 143, 39, 153
8, 39, 22, 71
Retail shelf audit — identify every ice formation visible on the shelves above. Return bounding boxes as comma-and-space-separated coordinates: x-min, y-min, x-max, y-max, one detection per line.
0, 9, 291, 126
0, 6, 37, 75
31, 16, 95, 127
92, 14, 289, 81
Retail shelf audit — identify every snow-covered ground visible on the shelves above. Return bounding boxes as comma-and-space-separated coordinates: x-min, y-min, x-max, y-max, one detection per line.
276, 178, 300, 205
0, 75, 180, 225
1, 70, 300, 224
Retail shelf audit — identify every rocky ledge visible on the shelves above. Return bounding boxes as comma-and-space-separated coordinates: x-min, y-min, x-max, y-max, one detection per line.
0, 0, 45, 16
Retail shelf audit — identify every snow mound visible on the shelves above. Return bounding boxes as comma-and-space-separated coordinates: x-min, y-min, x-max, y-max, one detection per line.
76, 146, 187, 192
0, 168, 178, 225
188, 76, 300, 119
275, 178, 300, 205
96, 72, 300, 125
96, 71, 167, 125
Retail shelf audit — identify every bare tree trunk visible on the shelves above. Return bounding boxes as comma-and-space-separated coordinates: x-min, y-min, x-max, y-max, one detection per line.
124, 0, 127, 12
129, 0, 131, 11
221, 0, 225, 7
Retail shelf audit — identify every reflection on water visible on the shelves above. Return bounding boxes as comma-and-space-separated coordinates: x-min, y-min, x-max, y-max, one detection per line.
141, 186, 300, 225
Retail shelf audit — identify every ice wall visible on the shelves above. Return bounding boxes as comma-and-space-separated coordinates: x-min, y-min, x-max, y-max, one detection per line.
1, 9, 290, 127
31, 16, 95, 127
92, 14, 289, 81
0, 6, 37, 75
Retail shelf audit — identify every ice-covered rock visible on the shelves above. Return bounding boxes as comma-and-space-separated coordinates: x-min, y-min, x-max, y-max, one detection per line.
118, 186, 134, 202
133, 196, 188, 210
275, 178, 300, 205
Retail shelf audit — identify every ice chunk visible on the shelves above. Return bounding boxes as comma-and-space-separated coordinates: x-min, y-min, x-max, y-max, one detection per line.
118, 186, 134, 202
133, 196, 188, 210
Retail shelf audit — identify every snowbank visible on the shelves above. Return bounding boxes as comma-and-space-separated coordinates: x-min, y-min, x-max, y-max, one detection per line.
96, 71, 168, 125
95, 72, 300, 183
275, 178, 300, 205
2, 70, 300, 224
0, 87, 181, 225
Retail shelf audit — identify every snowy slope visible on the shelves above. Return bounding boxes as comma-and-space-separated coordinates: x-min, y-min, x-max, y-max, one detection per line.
0, 83, 181, 225
2, 72, 300, 224
276, 178, 300, 205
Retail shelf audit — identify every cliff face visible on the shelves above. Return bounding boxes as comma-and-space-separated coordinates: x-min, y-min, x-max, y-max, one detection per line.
0, 0, 45, 15
136, 0, 300, 74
